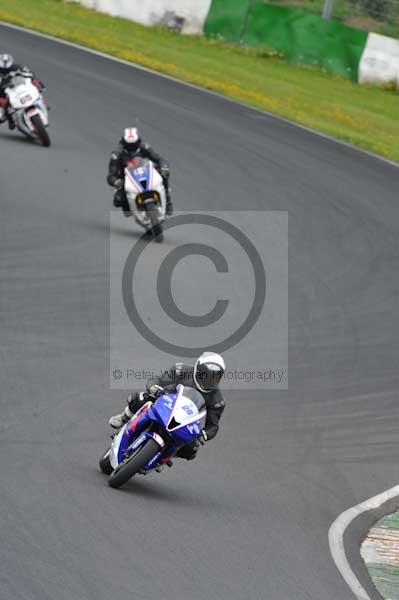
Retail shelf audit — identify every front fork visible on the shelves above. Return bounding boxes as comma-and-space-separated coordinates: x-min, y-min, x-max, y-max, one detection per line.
121, 404, 180, 471
121, 402, 152, 451
18, 99, 49, 134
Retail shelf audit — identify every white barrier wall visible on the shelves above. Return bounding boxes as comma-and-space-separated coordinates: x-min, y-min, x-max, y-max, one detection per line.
359, 32, 399, 85
73, 0, 212, 34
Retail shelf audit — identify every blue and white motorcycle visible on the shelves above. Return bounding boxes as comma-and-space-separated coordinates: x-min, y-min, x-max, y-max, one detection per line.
124, 156, 166, 242
99, 385, 207, 488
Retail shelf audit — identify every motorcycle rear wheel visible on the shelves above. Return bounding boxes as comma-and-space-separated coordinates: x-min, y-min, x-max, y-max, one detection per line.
108, 438, 160, 489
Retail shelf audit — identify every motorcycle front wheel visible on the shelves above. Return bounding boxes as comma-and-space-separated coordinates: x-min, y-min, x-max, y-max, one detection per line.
145, 201, 164, 243
108, 438, 160, 489
99, 448, 113, 475
31, 113, 51, 147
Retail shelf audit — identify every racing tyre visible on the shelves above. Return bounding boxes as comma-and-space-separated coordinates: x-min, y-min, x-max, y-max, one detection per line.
146, 201, 163, 243
108, 438, 160, 489
31, 114, 51, 147
99, 449, 113, 475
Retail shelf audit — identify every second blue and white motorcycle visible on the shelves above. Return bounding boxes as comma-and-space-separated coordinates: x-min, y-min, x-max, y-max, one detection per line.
124, 155, 166, 242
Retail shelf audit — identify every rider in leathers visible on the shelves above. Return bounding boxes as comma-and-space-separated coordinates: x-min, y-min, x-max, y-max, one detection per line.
107, 127, 173, 217
109, 352, 226, 460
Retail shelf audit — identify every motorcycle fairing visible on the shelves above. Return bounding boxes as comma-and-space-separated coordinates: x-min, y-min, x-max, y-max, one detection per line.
148, 385, 206, 446
6, 78, 40, 109
124, 158, 153, 194
110, 401, 152, 467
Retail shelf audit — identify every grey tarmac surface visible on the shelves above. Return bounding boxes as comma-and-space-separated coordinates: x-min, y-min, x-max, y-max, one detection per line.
0, 23, 399, 600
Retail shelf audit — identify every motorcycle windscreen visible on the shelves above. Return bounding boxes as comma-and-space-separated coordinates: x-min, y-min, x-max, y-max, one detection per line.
167, 385, 206, 433
5, 74, 26, 88
178, 386, 205, 411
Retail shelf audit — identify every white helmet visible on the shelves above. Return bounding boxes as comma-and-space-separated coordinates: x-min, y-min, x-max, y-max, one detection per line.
122, 127, 141, 151
0, 53, 14, 73
193, 352, 225, 393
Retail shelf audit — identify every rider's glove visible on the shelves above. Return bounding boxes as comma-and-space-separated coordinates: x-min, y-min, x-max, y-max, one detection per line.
198, 430, 208, 445
160, 165, 170, 178
148, 384, 164, 398
142, 391, 152, 403
33, 79, 45, 91
21, 67, 34, 78
114, 178, 124, 190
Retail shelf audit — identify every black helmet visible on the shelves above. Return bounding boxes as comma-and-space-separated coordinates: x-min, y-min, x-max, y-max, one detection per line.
193, 352, 225, 393
121, 127, 141, 152
0, 53, 14, 75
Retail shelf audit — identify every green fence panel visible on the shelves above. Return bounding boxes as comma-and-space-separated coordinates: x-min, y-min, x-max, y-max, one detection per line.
205, 1, 368, 81
204, 0, 250, 42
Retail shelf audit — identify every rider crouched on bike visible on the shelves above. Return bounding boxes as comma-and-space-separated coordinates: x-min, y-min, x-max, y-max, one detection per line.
107, 127, 173, 217
0, 54, 44, 129
109, 352, 226, 460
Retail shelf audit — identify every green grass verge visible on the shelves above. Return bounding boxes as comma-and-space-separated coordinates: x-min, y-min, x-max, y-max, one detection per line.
363, 513, 399, 599
379, 512, 399, 530
1, 0, 398, 161
368, 564, 399, 599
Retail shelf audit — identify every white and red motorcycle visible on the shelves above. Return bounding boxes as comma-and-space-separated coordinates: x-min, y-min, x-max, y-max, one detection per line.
1, 72, 50, 147
124, 156, 166, 242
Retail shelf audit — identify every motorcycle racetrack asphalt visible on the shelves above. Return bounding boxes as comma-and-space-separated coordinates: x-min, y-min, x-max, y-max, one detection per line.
0, 23, 398, 600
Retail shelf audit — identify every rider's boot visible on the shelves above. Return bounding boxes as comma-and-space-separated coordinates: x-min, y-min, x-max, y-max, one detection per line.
109, 406, 134, 429
176, 440, 199, 460
114, 190, 131, 216
165, 189, 173, 216
7, 115, 15, 130
113, 190, 123, 208
120, 190, 132, 217
0, 101, 8, 124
